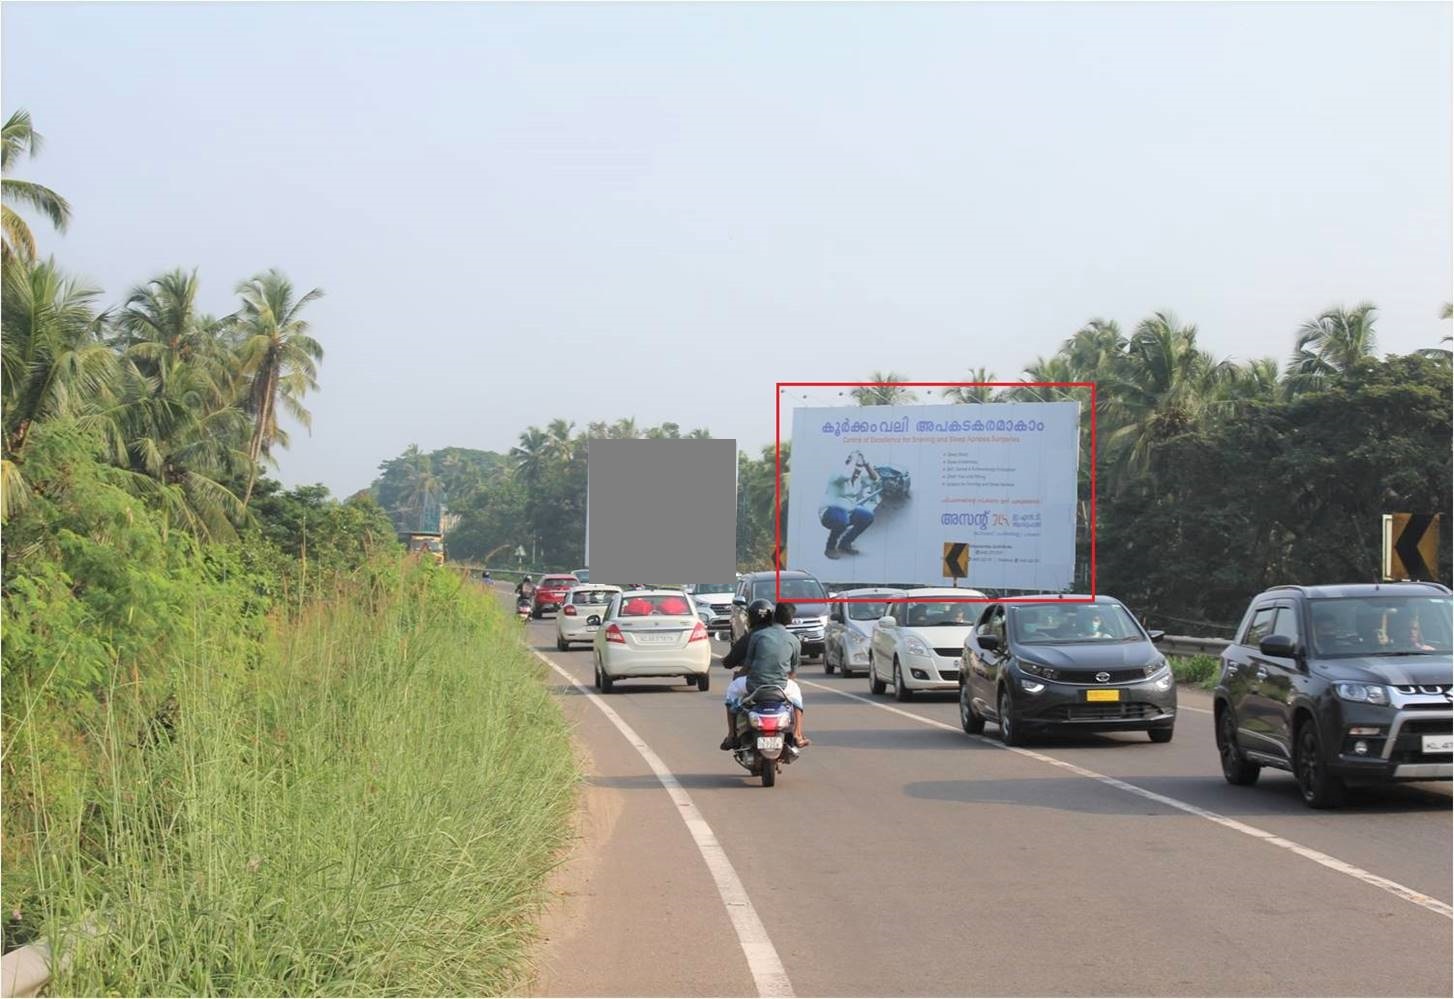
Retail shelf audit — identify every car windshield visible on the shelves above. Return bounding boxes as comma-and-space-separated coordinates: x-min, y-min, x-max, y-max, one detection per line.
848, 600, 893, 621
1012, 603, 1144, 644
572, 590, 615, 606
753, 578, 827, 602
1308, 595, 1453, 657
617, 594, 695, 618
903, 602, 978, 627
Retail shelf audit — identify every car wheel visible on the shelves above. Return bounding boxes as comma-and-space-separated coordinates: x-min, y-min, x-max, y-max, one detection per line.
825, 644, 836, 675
959, 682, 985, 734
556, 635, 568, 652
697, 673, 710, 692
998, 687, 1023, 746
893, 658, 913, 702
593, 659, 603, 692
597, 660, 614, 694
1148, 726, 1174, 744
1294, 719, 1344, 809
531, 609, 542, 620
1216, 706, 1260, 786
868, 653, 886, 695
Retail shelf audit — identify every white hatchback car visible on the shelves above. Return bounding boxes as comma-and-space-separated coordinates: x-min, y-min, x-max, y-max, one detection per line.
868, 587, 987, 701
555, 584, 622, 650
592, 589, 713, 693
825, 588, 907, 677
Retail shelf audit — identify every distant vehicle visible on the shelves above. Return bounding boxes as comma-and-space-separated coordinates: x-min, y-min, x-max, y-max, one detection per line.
556, 585, 622, 650
1214, 582, 1452, 808
731, 570, 830, 660
825, 588, 907, 676
592, 589, 712, 693
687, 583, 737, 638
572, 568, 590, 584
869, 587, 986, 700
532, 574, 581, 619
961, 595, 1176, 745
404, 532, 445, 565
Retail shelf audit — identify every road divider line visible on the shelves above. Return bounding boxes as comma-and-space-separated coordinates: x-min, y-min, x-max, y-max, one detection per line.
538, 652, 794, 998
801, 679, 1453, 921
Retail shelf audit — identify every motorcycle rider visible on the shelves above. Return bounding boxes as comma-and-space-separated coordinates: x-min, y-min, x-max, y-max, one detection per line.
721, 599, 776, 750
735, 598, 804, 748
770, 602, 809, 747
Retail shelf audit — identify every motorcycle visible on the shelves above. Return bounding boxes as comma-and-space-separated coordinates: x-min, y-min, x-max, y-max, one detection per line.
515, 595, 532, 622
730, 684, 801, 787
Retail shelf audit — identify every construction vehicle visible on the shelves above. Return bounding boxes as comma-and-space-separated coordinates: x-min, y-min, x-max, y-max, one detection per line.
404, 531, 446, 565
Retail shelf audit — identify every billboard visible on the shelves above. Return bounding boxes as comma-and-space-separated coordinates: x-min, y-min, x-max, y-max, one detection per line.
785, 402, 1080, 591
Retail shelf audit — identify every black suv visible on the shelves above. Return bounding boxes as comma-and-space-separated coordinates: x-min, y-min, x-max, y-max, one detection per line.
731, 570, 829, 660
1214, 582, 1453, 808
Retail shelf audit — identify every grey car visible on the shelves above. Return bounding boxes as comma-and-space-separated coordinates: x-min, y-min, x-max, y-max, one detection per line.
961, 595, 1176, 744
824, 588, 906, 677
1214, 582, 1452, 808
731, 570, 830, 660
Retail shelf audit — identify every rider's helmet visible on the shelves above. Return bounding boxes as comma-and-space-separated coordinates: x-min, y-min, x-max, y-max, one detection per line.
746, 599, 775, 629
523, 575, 532, 583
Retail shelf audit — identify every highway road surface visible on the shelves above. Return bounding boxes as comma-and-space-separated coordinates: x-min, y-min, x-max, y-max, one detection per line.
509, 609, 1453, 997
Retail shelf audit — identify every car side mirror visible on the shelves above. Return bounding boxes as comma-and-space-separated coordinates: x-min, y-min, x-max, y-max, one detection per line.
878, 616, 895, 628
1147, 630, 1166, 643
978, 634, 1001, 652
1259, 635, 1298, 659
732, 597, 747, 607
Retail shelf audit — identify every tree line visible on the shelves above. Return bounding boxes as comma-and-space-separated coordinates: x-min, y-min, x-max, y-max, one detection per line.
379, 313, 1450, 631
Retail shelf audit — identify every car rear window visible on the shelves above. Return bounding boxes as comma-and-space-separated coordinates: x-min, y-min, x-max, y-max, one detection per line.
572, 590, 615, 606
618, 594, 695, 617
543, 576, 577, 586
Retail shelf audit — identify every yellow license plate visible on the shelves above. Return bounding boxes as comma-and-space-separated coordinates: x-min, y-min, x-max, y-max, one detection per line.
1086, 689, 1121, 702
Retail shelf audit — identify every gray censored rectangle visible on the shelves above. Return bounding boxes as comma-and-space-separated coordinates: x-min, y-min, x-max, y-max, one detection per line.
586, 438, 737, 584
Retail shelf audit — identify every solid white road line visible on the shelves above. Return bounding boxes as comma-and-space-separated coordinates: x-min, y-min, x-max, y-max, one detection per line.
801, 678, 1454, 921
538, 653, 794, 998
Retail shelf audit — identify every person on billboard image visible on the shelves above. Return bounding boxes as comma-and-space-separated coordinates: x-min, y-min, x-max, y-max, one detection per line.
819, 450, 881, 559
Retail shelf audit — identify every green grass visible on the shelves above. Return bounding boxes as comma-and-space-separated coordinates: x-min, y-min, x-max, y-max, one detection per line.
1169, 653, 1221, 690
21, 561, 579, 996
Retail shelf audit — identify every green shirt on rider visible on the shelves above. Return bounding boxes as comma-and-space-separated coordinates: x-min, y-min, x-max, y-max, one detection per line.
744, 623, 801, 693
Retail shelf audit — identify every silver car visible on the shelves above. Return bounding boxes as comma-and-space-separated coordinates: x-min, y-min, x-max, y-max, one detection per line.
825, 588, 906, 676
687, 583, 737, 638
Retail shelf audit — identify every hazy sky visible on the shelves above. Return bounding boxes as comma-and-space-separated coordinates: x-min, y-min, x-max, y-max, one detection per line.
4, 1, 1450, 497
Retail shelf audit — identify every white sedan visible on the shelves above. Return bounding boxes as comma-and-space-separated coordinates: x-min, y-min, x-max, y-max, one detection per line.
592, 589, 713, 693
555, 584, 622, 650
868, 587, 987, 701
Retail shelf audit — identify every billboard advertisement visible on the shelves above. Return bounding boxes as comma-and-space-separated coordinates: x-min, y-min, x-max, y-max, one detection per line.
785, 401, 1080, 591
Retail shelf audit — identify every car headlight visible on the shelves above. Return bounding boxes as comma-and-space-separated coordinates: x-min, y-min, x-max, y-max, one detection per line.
904, 637, 930, 657
1020, 678, 1046, 694
1335, 682, 1390, 705
1016, 659, 1059, 681
1143, 657, 1169, 677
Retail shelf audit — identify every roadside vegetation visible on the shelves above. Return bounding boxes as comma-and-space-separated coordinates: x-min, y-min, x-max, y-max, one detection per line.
2, 109, 578, 993
1169, 654, 1221, 690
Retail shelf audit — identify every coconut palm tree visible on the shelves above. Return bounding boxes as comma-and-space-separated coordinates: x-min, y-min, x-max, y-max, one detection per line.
1, 110, 71, 261
1286, 303, 1378, 392
233, 269, 325, 507
510, 427, 551, 488
1098, 312, 1234, 475
1060, 319, 1127, 380
1, 258, 115, 518
851, 371, 917, 406
942, 367, 998, 403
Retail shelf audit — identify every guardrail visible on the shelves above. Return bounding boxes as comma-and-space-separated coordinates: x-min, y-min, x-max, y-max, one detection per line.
1158, 634, 1230, 658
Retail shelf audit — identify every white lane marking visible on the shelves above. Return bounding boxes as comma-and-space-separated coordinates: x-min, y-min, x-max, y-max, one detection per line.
539, 652, 794, 998
801, 679, 1454, 920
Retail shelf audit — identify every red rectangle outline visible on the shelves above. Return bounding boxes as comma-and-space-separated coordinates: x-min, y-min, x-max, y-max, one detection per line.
773, 381, 1097, 605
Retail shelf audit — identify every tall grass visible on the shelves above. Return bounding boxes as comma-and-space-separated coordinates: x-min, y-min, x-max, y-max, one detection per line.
20, 561, 578, 996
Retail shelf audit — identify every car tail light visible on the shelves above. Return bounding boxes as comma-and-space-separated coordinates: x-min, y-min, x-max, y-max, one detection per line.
689, 621, 708, 643
563, 605, 578, 616
605, 624, 625, 644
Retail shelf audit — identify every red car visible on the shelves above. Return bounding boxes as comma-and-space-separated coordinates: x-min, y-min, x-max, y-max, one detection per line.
532, 574, 581, 619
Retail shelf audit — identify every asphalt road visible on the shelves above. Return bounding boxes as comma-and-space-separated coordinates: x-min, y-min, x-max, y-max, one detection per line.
510, 606, 1453, 997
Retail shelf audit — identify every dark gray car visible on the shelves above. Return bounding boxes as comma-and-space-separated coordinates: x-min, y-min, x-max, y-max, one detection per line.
1214, 582, 1452, 808
961, 596, 1176, 744
730, 570, 830, 660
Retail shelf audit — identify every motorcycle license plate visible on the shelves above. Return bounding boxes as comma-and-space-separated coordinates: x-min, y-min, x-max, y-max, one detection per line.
758, 736, 784, 751
1086, 689, 1120, 702
1422, 735, 1454, 754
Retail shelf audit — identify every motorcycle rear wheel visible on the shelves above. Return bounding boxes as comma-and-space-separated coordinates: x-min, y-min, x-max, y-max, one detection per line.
762, 761, 776, 787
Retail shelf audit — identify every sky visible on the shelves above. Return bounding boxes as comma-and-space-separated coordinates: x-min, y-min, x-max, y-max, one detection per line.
3, 1, 1450, 498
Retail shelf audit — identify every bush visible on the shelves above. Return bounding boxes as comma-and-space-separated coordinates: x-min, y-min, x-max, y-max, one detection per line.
1170, 654, 1221, 689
